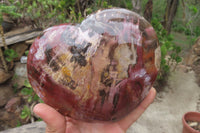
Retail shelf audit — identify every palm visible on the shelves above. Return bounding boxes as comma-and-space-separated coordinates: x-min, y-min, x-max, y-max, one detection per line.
64, 117, 124, 133
34, 87, 156, 133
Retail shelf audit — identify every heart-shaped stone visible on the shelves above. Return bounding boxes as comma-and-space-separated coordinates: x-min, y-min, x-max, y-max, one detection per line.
27, 8, 161, 122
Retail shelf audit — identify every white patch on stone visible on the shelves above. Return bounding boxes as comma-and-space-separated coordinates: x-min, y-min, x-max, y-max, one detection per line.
34, 41, 45, 60
114, 44, 137, 79
77, 28, 102, 58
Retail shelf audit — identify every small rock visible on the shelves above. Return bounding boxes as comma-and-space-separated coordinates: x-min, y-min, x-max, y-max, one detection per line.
11, 76, 28, 90
20, 56, 27, 64
0, 110, 22, 130
188, 121, 198, 127
0, 111, 12, 121
5, 97, 22, 113
0, 85, 14, 107
0, 68, 13, 84
14, 62, 27, 78
12, 62, 29, 90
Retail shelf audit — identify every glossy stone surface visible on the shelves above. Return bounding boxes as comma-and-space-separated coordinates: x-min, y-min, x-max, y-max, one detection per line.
27, 8, 161, 122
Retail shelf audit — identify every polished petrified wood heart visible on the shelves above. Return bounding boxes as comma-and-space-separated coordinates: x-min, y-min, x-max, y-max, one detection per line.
27, 8, 161, 122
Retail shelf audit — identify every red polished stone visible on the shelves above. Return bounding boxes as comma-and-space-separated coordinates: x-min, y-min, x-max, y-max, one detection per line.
27, 8, 161, 122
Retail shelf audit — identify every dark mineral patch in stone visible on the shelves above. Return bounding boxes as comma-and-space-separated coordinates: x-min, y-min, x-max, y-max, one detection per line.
99, 90, 106, 105
70, 54, 87, 66
133, 81, 143, 97
70, 43, 91, 67
45, 48, 60, 72
82, 43, 92, 53
130, 54, 134, 60
109, 18, 125, 22
60, 77, 77, 90
113, 93, 120, 109
31, 66, 40, 75
49, 60, 60, 72
45, 48, 54, 64
68, 80, 77, 90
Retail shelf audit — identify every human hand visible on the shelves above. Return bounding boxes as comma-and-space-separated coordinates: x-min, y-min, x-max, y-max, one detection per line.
33, 87, 156, 133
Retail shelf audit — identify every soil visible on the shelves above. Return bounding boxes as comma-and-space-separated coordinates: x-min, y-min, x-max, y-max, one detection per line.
172, 32, 200, 87
187, 121, 200, 132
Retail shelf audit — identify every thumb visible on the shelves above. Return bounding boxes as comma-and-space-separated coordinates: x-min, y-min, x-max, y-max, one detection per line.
33, 103, 66, 133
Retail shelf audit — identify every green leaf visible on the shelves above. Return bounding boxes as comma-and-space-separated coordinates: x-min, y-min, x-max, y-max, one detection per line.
170, 53, 176, 60
20, 111, 28, 119
161, 58, 166, 65
20, 105, 31, 119
33, 1, 37, 8
176, 46, 182, 53
25, 50, 29, 56
0, 4, 21, 20
27, 5, 32, 13
36, 10, 41, 18
33, 94, 40, 101
164, 41, 171, 49
156, 74, 161, 80
60, 1, 66, 6
163, 65, 170, 72
176, 56, 182, 63
12, 74, 18, 80
161, 45, 167, 57
39, 99, 44, 103
4, 49, 18, 62
21, 87, 33, 95
58, 14, 64, 21
4, 49, 16, 56
24, 80, 31, 88
36, 118, 43, 121
5, 57, 12, 62
16, 120, 21, 127
167, 34, 174, 41
168, 47, 174, 51
27, 96, 33, 103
